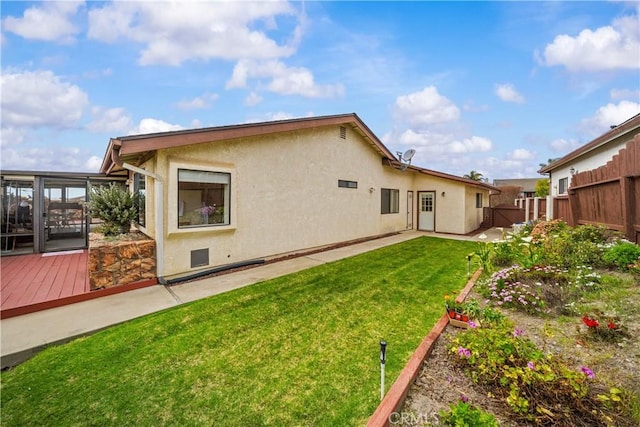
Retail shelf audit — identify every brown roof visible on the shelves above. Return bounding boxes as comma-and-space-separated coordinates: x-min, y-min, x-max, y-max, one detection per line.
539, 113, 640, 174
100, 112, 498, 192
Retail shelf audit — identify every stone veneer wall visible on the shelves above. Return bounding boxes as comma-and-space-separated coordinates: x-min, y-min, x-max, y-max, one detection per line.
88, 234, 157, 290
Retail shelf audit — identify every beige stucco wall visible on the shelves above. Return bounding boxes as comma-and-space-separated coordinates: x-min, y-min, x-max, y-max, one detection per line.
147, 126, 416, 278
133, 125, 489, 278
464, 186, 487, 234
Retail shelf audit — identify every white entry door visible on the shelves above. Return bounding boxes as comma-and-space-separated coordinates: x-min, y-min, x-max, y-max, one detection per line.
418, 191, 435, 231
407, 191, 413, 229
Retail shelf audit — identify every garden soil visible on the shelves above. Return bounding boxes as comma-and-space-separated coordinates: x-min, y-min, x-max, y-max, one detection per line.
401, 285, 640, 426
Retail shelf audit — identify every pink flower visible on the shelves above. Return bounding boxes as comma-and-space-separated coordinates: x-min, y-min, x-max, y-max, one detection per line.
457, 347, 471, 358
527, 361, 535, 370
513, 328, 524, 337
580, 366, 595, 379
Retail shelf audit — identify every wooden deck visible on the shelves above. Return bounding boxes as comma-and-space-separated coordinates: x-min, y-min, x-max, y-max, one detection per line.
1, 250, 158, 319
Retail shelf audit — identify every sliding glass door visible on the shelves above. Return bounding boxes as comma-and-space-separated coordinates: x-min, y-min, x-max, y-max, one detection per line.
41, 178, 88, 252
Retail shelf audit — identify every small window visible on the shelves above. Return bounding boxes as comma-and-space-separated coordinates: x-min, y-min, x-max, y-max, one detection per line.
381, 188, 400, 214
134, 173, 146, 227
178, 169, 230, 228
338, 179, 357, 189
475, 193, 483, 208
558, 177, 568, 195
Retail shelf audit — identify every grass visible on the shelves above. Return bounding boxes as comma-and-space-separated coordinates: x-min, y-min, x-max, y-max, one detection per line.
1, 236, 477, 426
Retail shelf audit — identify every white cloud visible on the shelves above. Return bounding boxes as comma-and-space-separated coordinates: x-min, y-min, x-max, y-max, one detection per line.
85, 155, 103, 172
0, 127, 26, 148
128, 118, 184, 135
393, 86, 460, 126
87, 1, 302, 66
450, 136, 493, 153
174, 93, 219, 110
550, 138, 580, 153
0, 145, 97, 172
495, 83, 525, 104
580, 101, 640, 135
86, 107, 133, 133
610, 88, 640, 101
227, 59, 344, 98
2, 1, 83, 43
507, 148, 535, 160
245, 92, 263, 106
540, 15, 640, 72
1, 69, 89, 128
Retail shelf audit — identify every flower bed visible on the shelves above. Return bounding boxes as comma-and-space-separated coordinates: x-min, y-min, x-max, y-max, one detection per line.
402, 221, 640, 425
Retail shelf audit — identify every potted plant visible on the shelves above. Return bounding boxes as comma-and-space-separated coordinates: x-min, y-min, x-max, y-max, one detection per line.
444, 296, 481, 328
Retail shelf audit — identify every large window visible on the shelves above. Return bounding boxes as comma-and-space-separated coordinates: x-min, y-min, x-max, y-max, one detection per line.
381, 188, 399, 214
558, 177, 568, 195
134, 173, 146, 227
178, 169, 230, 228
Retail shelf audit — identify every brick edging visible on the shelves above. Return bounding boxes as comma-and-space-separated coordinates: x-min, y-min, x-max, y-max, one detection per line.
366, 268, 483, 427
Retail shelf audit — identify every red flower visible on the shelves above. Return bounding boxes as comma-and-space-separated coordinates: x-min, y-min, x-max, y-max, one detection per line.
582, 316, 599, 328
607, 322, 617, 330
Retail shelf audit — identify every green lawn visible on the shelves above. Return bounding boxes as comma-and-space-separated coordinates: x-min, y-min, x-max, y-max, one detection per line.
1, 237, 477, 426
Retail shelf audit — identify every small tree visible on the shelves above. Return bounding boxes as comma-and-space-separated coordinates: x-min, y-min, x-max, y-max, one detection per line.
87, 183, 138, 236
534, 179, 549, 197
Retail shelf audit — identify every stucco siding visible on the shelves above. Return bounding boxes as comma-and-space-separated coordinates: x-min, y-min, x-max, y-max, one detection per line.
150, 125, 413, 277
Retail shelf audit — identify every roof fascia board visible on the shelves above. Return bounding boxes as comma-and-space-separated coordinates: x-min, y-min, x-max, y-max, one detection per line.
117, 113, 396, 160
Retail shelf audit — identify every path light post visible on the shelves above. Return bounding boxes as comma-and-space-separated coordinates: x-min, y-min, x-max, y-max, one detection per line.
380, 340, 387, 401
467, 254, 472, 278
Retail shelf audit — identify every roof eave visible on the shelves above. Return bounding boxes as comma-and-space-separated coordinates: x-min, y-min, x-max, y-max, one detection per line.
539, 113, 640, 173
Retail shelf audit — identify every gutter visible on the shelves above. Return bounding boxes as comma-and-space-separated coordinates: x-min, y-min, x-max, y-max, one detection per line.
110, 146, 166, 283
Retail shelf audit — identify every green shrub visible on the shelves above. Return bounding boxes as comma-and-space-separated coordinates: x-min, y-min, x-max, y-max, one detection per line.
440, 401, 499, 427
603, 240, 640, 271
87, 183, 138, 236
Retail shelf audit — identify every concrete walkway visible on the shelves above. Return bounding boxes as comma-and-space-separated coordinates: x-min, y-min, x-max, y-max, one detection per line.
1, 228, 502, 368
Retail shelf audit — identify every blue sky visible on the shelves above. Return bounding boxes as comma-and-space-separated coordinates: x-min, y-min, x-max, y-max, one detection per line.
1, 1, 639, 181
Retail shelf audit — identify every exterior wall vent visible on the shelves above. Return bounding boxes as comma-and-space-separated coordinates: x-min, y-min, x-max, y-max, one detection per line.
191, 248, 209, 268
339, 126, 346, 139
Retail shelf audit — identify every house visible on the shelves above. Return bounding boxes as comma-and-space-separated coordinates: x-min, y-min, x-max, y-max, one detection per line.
539, 113, 640, 198
539, 113, 640, 242
99, 113, 497, 281
492, 178, 540, 199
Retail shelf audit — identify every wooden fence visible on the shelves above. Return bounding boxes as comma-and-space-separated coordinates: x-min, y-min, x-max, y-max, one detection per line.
567, 135, 640, 243
513, 135, 639, 243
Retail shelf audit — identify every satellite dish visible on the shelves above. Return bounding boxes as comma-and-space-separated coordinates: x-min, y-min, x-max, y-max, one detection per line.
402, 149, 415, 162
396, 149, 416, 171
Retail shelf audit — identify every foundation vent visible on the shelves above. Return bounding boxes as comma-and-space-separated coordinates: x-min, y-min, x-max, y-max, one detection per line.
191, 248, 209, 268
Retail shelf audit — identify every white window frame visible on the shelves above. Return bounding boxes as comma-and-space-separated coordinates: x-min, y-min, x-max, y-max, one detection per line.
168, 162, 236, 235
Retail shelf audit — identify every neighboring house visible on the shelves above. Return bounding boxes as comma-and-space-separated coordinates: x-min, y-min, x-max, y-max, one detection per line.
539, 113, 640, 242
492, 178, 540, 198
539, 113, 640, 197
99, 113, 497, 280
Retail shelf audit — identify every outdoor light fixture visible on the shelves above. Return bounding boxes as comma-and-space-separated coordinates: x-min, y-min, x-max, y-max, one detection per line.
466, 254, 472, 278
380, 340, 387, 401
569, 167, 576, 175
441, 191, 446, 197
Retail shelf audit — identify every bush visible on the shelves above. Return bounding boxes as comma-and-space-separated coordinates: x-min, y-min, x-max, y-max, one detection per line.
440, 401, 499, 426
603, 240, 640, 271
87, 183, 138, 236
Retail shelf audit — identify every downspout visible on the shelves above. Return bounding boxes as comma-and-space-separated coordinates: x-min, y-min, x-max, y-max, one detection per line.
110, 146, 165, 283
